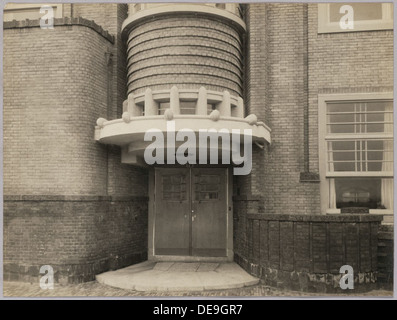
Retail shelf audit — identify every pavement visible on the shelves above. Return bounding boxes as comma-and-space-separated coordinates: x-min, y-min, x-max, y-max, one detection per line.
3, 261, 393, 297
95, 261, 260, 292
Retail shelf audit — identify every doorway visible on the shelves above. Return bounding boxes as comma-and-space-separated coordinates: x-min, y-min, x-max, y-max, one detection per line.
153, 167, 230, 258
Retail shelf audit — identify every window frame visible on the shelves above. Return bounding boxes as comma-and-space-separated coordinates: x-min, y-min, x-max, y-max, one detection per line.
318, 93, 394, 215
318, 3, 393, 34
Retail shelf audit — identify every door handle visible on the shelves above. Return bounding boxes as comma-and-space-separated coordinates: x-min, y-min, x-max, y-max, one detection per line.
192, 214, 197, 222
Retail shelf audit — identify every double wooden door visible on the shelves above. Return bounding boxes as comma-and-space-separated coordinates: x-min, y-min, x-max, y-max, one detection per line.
154, 167, 227, 257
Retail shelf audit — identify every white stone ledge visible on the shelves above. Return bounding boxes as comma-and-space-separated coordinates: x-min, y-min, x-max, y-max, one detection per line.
121, 4, 246, 37
95, 116, 271, 147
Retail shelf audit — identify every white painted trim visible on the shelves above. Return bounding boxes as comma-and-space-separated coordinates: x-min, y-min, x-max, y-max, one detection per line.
318, 3, 393, 34
326, 172, 394, 178
326, 209, 393, 215
122, 4, 246, 35
370, 209, 393, 215
96, 116, 271, 148
318, 92, 394, 214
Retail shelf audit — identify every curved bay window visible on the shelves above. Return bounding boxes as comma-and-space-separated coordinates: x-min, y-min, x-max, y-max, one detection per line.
319, 94, 394, 216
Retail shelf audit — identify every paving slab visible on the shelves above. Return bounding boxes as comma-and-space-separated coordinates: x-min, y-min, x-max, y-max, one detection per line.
96, 262, 260, 292
169, 262, 200, 272
197, 263, 219, 272
153, 262, 175, 271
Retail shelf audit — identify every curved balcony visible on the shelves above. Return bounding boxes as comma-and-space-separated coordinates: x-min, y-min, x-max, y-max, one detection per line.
95, 87, 271, 166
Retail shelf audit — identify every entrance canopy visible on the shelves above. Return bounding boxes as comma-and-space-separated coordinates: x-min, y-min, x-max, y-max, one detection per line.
94, 86, 271, 166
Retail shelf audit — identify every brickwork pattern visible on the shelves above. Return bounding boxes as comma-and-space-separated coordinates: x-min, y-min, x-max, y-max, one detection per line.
244, 4, 320, 214
377, 225, 394, 289
3, 6, 150, 284
307, 4, 394, 173
3, 26, 111, 195
3, 197, 148, 283
234, 208, 382, 293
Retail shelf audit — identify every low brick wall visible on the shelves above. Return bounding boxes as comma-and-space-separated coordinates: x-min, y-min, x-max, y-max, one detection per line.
234, 210, 383, 293
3, 195, 148, 284
377, 224, 394, 289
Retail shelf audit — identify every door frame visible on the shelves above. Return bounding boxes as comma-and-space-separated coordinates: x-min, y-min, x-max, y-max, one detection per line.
148, 165, 234, 262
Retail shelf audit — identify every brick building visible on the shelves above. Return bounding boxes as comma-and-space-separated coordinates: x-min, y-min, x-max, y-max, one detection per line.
3, 2, 394, 292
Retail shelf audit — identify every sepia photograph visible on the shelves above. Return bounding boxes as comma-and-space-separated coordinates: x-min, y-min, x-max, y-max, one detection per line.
1, 0, 395, 302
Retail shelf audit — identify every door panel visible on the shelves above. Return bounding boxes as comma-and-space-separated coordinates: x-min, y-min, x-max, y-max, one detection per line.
192, 168, 227, 257
155, 168, 190, 255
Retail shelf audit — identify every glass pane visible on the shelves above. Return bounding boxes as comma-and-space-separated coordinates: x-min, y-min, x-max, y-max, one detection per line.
334, 178, 382, 209
195, 174, 220, 201
329, 3, 383, 23
158, 102, 215, 115
180, 101, 196, 115
162, 174, 186, 201
327, 101, 392, 133
327, 103, 355, 113
328, 140, 392, 172
158, 102, 170, 115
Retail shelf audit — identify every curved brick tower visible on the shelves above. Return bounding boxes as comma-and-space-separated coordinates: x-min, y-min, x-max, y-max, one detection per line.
123, 3, 245, 97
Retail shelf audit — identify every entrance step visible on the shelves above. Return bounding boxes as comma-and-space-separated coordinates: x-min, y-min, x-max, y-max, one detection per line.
96, 262, 259, 292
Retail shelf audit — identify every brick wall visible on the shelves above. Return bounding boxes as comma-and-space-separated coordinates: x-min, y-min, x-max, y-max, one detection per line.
244, 4, 320, 214
125, 15, 243, 96
3, 196, 147, 283
234, 208, 382, 293
3, 7, 149, 283
307, 4, 393, 173
243, 3, 393, 215
4, 24, 110, 195
377, 225, 394, 289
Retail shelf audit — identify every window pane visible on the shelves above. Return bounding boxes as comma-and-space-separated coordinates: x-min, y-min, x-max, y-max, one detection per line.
329, 3, 383, 23
327, 101, 392, 133
328, 140, 392, 172
180, 101, 196, 115
331, 178, 393, 210
162, 175, 187, 201
334, 178, 381, 209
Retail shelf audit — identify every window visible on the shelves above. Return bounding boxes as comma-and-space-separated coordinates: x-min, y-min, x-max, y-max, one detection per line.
158, 102, 215, 115
319, 93, 393, 215
162, 174, 187, 201
318, 3, 393, 33
4, 3, 63, 21
194, 174, 220, 200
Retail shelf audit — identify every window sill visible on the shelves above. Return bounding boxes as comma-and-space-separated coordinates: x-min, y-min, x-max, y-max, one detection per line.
326, 209, 393, 215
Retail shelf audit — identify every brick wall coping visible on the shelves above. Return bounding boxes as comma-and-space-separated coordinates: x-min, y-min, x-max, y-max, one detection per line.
247, 213, 383, 223
3, 195, 148, 202
4, 17, 114, 43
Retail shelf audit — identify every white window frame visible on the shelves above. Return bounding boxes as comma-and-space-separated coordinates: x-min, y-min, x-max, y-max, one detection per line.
4, 3, 63, 21
318, 93, 394, 215
318, 3, 393, 34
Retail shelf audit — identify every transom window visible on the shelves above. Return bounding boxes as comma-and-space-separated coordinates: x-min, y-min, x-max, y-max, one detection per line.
319, 94, 393, 216
318, 3, 393, 33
